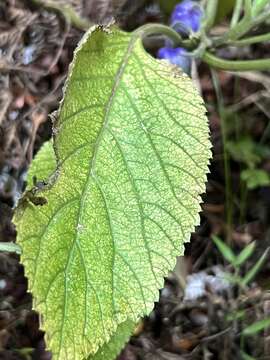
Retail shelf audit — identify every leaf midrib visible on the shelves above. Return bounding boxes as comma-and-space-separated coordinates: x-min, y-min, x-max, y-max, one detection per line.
58, 32, 139, 357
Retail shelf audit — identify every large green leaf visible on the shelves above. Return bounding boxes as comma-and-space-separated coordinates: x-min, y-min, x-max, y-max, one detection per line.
26, 140, 136, 360
14, 25, 211, 359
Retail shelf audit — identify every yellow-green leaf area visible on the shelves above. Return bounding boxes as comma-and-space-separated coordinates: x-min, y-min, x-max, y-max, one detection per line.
87, 319, 135, 360
26, 140, 56, 190
14, 25, 211, 360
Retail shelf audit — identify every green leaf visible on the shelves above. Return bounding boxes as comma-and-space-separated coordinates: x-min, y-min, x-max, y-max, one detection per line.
26, 143, 137, 360
212, 235, 236, 264
226, 309, 246, 322
26, 140, 56, 190
241, 168, 270, 190
235, 242, 256, 266
226, 137, 262, 168
242, 317, 270, 336
0, 143, 55, 257
14, 25, 211, 359
87, 320, 135, 360
240, 351, 256, 360
241, 248, 269, 286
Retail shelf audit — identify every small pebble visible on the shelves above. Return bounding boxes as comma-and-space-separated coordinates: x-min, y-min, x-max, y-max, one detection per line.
0, 279, 7, 290
22, 45, 36, 65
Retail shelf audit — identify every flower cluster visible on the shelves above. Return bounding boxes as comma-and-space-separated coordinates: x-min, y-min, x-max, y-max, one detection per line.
157, 47, 190, 73
171, 0, 202, 34
157, 0, 203, 74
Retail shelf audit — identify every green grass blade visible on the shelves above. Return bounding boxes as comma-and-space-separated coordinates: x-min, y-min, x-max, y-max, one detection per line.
242, 248, 269, 286
235, 242, 256, 266
240, 351, 256, 360
242, 317, 270, 336
212, 235, 236, 264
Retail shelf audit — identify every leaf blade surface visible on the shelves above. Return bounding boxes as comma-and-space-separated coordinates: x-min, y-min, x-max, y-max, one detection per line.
14, 25, 211, 359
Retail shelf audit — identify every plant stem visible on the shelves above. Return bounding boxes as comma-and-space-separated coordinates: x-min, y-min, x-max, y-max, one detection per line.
138, 23, 183, 43
219, 7, 251, 44
230, 0, 243, 28
138, 23, 270, 72
260, 119, 270, 144
252, 0, 269, 16
239, 181, 247, 225
137, 23, 195, 49
203, 0, 218, 32
30, 0, 92, 30
211, 70, 233, 244
203, 52, 270, 71
229, 32, 270, 46
243, 0, 252, 19
214, 10, 270, 46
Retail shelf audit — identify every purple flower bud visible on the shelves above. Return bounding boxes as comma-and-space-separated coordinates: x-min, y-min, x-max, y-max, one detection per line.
171, 0, 203, 34
157, 47, 191, 74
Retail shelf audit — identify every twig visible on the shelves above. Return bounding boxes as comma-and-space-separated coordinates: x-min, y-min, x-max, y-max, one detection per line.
0, 90, 12, 127
201, 327, 232, 343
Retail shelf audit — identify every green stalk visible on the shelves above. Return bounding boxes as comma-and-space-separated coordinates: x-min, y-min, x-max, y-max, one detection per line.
252, 0, 270, 16
260, 119, 270, 144
137, 23, 196, 49
239, 181, 248, 225
211, 70, 233, 244
203, 52, 270, 71
137, 23, 184, 44
215, 11, 251, 45
214, 10, 270, 46
230, 0, 243, 28
229, 32, 270, 46
243, 0, 252, 19
232, 78, 247, 225
203, 0, 218, 32
139, 23, 270, 72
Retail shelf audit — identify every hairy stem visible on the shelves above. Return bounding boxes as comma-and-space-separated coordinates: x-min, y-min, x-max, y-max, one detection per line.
137, 23, 196, 49
203, 52, 270, 71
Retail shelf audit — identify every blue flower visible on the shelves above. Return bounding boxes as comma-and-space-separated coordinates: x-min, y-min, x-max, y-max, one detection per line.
157, 47, 191, 74
171, 0, 203, 34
